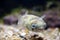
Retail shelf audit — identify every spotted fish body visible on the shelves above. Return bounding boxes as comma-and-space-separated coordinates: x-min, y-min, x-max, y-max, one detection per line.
18, 14, 46, 31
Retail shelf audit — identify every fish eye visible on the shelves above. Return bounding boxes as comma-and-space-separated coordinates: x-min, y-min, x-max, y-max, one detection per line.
32, 24, 37, 28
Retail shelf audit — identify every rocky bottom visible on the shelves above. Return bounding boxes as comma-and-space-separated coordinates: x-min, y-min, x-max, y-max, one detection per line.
0, 24, 60, 40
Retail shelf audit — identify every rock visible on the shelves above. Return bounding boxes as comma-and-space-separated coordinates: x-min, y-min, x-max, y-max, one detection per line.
3, 15, 18, 25
43, 10, 60, 29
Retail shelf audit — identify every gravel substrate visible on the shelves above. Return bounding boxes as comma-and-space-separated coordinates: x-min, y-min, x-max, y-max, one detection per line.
0, 24, 60, 40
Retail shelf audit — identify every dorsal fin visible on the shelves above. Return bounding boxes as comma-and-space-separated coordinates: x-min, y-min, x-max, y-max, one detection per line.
40, 15, 46, 19
20, 9, 28, 15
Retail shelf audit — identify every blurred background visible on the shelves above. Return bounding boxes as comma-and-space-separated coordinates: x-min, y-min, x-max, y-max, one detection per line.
0, 0, 60, 23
